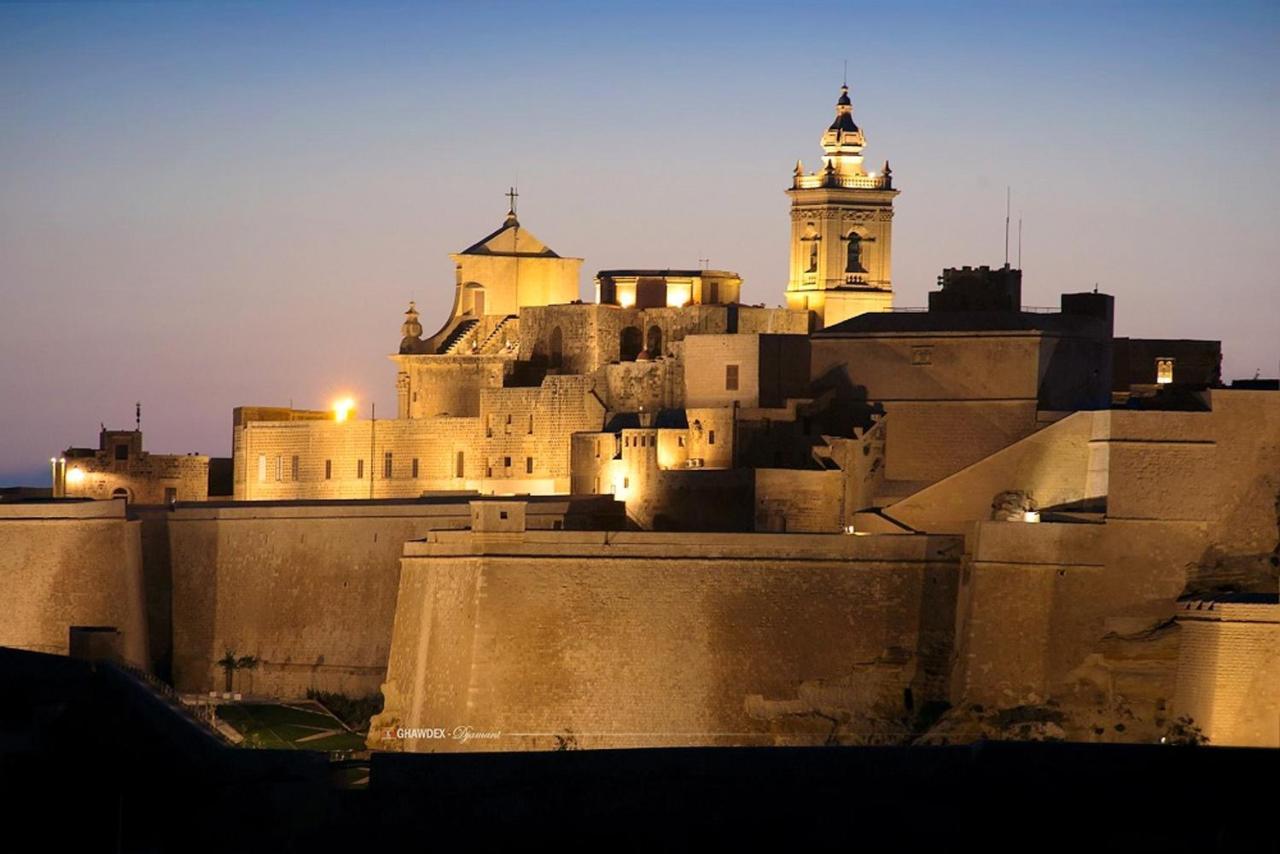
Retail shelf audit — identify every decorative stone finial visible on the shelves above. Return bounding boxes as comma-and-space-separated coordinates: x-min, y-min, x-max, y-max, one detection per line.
401, 300, 422, 341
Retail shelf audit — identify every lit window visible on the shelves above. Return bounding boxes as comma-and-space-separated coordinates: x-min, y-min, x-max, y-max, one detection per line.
258, 454, 267, 483
1156, 358, 1175, 385
726, 364, 739, 391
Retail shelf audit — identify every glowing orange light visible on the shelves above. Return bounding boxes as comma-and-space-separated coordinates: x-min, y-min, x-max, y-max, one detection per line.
333, 397, 356, 422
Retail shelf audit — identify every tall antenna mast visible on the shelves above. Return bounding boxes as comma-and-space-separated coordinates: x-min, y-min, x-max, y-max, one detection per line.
1004, 187, 1011, 267
1017, 216, 1023, 269
843, 59, 847, 86
135, 401, 141, 432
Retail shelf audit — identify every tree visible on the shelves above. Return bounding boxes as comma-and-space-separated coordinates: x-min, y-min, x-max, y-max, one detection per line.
216, 650, 259, 694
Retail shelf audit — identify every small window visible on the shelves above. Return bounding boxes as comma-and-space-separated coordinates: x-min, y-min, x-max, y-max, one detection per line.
411, 457, 419, 478
503, 456, 512, 468
357, 459, 365, 479
725, 364, 739, 391
455, 451, 464, 479
911, 346, 933, 366
291, 455, 299, 481
325, 459, 332, 480
678, 435, 685, 448
384, 451, 393, 479
164, 487, 177, 504
528, 414, 534, 435
499, 510, 509, 520
526, 457, 534, 474
709, 430, 716, 445
506, 413, 512, 425
275, 455, 283, 482
1156, 358, 1175, 385
257, 454, 267, 483
623, 476, 630, 488
115, 444, 129, 461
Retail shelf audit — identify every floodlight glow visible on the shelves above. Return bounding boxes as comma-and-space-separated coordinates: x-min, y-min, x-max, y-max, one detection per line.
333, 397, 356, 423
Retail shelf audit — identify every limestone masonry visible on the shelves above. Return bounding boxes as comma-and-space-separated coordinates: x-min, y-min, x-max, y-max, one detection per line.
6, 83, 1277, 750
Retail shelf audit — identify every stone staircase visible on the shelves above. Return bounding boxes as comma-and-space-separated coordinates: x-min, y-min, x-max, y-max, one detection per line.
475, 315, 517, 354
438, 319, 479, 354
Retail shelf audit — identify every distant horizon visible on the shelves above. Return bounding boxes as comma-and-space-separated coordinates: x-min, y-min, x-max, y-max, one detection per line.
3, 0, 1278, 484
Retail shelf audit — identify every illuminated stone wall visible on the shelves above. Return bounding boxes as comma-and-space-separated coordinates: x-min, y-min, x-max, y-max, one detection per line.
372, 526, 961, 752
0, 500, 148, 666
166, 498, 622, 697
1174, 600, 1280, 747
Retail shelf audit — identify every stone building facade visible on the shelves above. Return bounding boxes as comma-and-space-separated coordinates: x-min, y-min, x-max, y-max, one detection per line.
56, 427, 209, 504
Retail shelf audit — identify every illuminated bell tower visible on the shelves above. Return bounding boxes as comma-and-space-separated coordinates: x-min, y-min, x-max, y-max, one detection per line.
786, 83, 899, 328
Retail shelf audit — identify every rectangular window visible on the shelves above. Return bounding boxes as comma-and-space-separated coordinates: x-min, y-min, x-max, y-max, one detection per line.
455, 451, 464, 479
1156, 358, 1175, 384
623, 476, 630, 488
164, 487, 177, 504
678, 435, 685, 448
526, 457, 534, 474
411, 457, 419, 478
503, 456, 511, 468
325, 459, 332, 480
115, 444, 129, 461
258, 454, 267, 483
291, 455, 299, 481
384, 451, 393, 479
357, 459, 365, 479
275, 455, 283, 482
528, 414, 534, 435
709, 430, 716, 445
725, 364, 739, 391
911, 346, 933, 366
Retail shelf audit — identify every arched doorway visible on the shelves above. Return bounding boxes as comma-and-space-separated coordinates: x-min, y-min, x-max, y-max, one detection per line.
620, 326, 642, 362
646, 325, 663, 357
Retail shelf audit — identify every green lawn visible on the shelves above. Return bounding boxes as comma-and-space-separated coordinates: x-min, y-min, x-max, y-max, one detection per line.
216, 701, 367, 752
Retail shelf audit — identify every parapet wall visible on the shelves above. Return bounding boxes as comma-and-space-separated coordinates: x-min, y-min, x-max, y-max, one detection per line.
0, 500, 148, 667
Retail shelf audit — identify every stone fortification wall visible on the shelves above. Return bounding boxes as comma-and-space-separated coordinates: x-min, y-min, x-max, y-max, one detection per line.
373, 528, 961, 752
0, 500, 148, 667
166, 498, 620, 698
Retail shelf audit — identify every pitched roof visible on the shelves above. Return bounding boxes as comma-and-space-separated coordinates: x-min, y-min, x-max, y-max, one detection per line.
459, 213, 561, 258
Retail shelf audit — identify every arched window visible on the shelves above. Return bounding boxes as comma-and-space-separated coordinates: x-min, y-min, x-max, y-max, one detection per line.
845, 231, 865, 273
549, 326, 564, 369
620, 326, 643, 362
111, 487, 131, 503
646, 325, 663, 357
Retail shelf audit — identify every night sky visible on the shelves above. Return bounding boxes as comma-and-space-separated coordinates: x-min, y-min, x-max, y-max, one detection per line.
2, 0, 1277, 484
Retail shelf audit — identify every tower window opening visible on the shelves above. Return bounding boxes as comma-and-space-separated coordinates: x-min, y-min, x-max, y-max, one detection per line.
1156, 358, 1175, 385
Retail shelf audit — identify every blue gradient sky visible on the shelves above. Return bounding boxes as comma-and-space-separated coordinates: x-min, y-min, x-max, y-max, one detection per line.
2, 1, 1277, 484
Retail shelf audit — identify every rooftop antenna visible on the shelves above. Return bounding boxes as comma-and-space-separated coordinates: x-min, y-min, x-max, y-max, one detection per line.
135, 401, 141, 432
1017, 216, 1023, 269
843, 59, 847, 86
699, 256, 710, 271
1004, 186, 1011, 267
